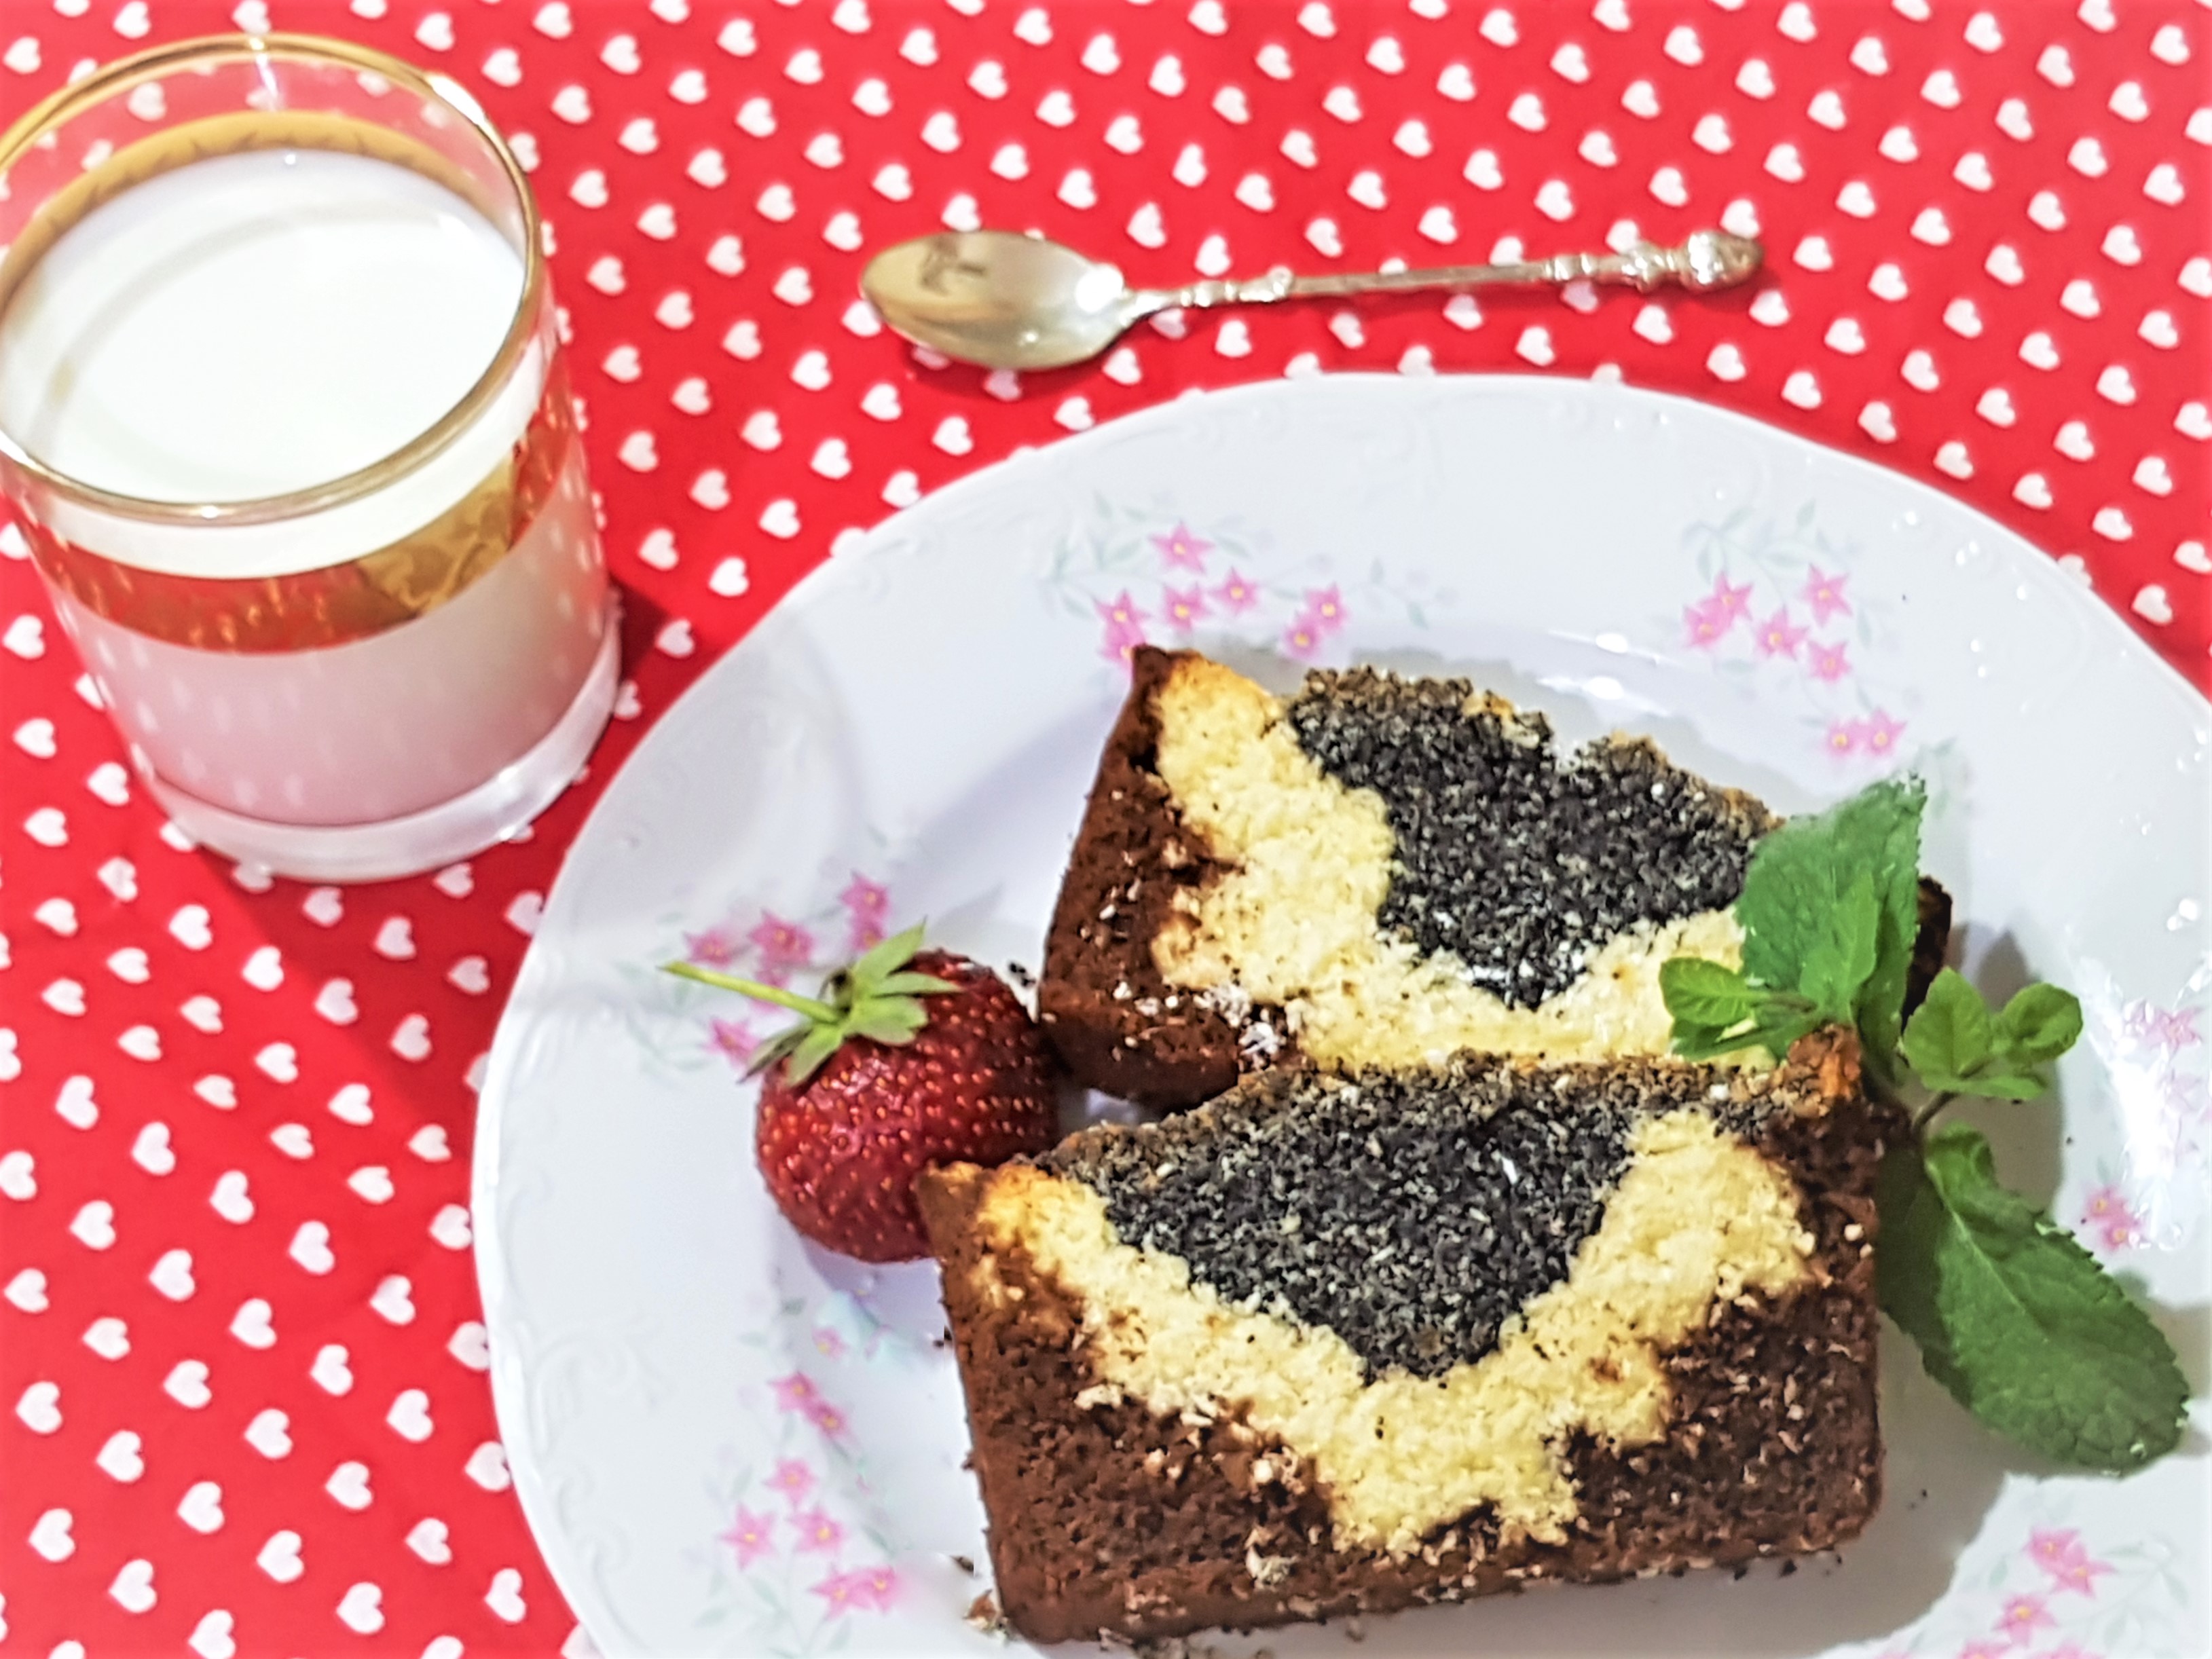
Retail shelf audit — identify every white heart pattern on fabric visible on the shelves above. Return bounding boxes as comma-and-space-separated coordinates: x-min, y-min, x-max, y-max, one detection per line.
131, 1123, 175, 1175
327, 1461, 374, 1512
187, 1610, 236, 1659
109, 1558, 156, 1614
257, 1530, 304, 1582
229, 1299, 276, 1349
485, 1567, 528, 1623
335, 1582, 384, 1633
177, 1480, 224, 1534
449, 1322, 492, 1371
465, 1440, 513, 1491
312, 1343, 356, 1396
314, 980, 359, 1024
371, 1276, 417, 1325
348, 1166, 396, 1205
96, 1433, 146, 1486
70, 1200, 116, 1250
29, 1508, 73, 1562
209, 1171, 253, 1223
0, 1149, 35, 1199
244, 1406, 292, 1459
290, 1222, 336, 1275
56, 1076, 98, 1129
388, 1389, 435, 1442
16, 1379, 61, 1434
164, 1360, 213, 1409
240, 946, 282, 992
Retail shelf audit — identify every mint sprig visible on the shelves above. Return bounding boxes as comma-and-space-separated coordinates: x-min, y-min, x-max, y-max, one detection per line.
1658, 779, 2187, 1475
1902, 970, 2085, 1101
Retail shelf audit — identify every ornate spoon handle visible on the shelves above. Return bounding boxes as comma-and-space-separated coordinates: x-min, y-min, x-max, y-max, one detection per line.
1147, 229, 1762, 313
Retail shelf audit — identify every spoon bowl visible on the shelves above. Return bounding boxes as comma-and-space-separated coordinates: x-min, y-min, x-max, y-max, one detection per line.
860, 230, 1143, 371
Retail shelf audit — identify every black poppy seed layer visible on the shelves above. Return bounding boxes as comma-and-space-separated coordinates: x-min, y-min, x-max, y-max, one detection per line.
1040, 1060, 1756, 1381
1283, 668, 1773, 1008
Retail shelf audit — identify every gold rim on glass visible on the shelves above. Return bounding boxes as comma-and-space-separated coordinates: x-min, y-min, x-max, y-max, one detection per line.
0, 31, 546, 526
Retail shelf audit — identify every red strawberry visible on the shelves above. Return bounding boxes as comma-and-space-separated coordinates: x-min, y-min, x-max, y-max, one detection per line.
670, 925, 1058, 1262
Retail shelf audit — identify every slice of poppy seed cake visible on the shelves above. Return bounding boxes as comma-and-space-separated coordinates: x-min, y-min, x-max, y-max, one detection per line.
917, 1032, 1898, 1645
1038, 646, 1949, 1107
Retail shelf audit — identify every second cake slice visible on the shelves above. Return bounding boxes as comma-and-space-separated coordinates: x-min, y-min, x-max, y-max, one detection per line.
1041, 648, 1777, 1105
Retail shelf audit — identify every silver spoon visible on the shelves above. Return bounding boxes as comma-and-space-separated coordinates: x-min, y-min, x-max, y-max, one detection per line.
860, 227, 1763, 372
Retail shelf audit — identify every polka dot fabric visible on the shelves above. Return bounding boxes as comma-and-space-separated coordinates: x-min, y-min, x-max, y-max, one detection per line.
0, 0, 2205, 1653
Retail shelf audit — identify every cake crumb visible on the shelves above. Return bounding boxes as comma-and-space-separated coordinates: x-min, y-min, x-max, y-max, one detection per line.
951, 1554, 975, 1576
965, 1592, 1010, 1639
1005, 962, 1036, 990
1196, 981, 1253, 1024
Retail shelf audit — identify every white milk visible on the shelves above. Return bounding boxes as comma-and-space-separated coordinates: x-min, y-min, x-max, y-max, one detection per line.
0, 147, 526, 508
0, 145, 612, 876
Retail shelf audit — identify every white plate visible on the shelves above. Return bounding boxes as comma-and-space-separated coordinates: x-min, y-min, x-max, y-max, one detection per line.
475, 375, 2210, 1659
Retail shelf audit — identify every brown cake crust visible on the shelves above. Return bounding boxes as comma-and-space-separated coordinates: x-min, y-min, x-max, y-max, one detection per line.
1037, 647, 1244, 1105
918, 1034, 1900, 1646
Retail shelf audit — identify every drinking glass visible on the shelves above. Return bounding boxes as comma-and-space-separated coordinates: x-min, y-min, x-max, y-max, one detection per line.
0, 33, 616, 881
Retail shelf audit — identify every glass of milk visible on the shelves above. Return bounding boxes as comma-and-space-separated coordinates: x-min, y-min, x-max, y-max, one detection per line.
0, 34, 616, 882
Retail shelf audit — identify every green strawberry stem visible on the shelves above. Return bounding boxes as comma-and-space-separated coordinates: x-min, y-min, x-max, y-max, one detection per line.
663, 962, 838, 1022
660, 921, 959, 1083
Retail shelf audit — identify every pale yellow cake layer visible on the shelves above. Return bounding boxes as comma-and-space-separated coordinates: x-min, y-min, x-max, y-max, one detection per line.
977, 1108, 1814, 1554
1147, 656, 1751, 1068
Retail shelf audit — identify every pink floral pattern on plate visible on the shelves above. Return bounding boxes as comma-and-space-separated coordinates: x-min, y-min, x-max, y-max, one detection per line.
659, 874, 901, 1072
1864, 1523, 2194, 1659
692, 1352, 903, 1654
1044, 505, 1454, 672
1668, 505, 1915, 766
2076, 980, 2211, 1253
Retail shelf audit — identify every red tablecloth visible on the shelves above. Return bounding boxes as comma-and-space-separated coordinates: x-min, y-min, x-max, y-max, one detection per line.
2, 1, 2205, 1653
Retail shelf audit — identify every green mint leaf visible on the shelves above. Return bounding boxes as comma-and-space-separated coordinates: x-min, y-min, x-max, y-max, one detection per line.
1659, 958, 1759, 1030
1942, 1069, 2050, 1102
1876, 1125, 2187, 1473
1667, 1018, 1745, 1062
1799, 870, 1882, 1022
1663, 975, 1818, 1062
1735, 777, 1925, 1070
1903, 971, 2073, 1100
1847, 779, 1927, 1065
1993, 984, 2085, 1067
1670, 1006, 1821, 1064
1902, 967, 1996, 1089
